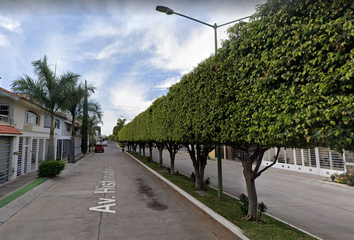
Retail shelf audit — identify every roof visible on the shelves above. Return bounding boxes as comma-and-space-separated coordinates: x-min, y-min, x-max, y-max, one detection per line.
0, 87, 20, 100
0, 125, 23, 135
0, 87, 46, 112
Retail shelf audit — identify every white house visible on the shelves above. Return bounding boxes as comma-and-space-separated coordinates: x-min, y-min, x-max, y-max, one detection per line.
43, 112, 82, 159
0, 87, 81, 184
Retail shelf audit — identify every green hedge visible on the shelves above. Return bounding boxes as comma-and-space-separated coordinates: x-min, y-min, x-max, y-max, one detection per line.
38, 160, 65, 177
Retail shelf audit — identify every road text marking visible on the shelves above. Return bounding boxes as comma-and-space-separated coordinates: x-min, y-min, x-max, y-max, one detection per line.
89, 167, 116, 214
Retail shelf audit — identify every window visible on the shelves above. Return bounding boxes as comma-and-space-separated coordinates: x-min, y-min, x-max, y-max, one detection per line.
55, 119, 60, 129
26, 111, 39, 124
0, 104, 10, 122
66, 124, 71, 132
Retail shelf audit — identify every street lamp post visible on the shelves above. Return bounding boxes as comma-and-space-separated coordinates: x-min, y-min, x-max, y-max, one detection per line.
156, 5, 250, 200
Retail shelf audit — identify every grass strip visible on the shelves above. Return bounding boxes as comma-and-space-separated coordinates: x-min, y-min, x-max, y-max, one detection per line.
129, 152, 316, 240
0, 178, 47, 209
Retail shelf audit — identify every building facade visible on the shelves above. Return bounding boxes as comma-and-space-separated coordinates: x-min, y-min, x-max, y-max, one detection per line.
0, 87, 81, 184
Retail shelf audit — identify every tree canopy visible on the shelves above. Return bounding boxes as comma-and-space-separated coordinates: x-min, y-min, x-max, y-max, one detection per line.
118, 0, 354, 220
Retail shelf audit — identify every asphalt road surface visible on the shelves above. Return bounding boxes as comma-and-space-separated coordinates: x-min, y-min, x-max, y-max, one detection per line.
0, 144, 239, 240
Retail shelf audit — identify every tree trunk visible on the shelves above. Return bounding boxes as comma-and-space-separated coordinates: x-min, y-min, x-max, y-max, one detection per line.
139, 144, 142, 155
47, 113, 55, 160
187, 144, 212, 189
81, 80, 88, 155
195, 155, 207, 189
238, 145, 269, 221
142, 145, 145, 159
193, 163, 202, 189
133, 143, 137, 153
166, 143, 181, 175
242, 160, 258, 221
156, 143, 164, 168
149, 143, 153, 162
158, 148, 163, 167
169, 151, 175, 175
69, 117, 76, 163
91, 133, 95, 153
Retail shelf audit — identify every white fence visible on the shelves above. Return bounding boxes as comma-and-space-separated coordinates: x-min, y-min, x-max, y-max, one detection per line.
262, 147, 353, 177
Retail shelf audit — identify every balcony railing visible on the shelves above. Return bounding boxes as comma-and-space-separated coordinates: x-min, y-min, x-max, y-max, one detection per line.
0, 114, 14, 125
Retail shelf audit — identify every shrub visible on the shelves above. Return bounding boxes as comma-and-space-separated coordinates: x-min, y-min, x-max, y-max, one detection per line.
239, 193, 249, 216
118, 142, 126, 149
203, 177, 211, 189
330, 174, 336, 182
258, 201, 268, 218
191, 172, 195, 182
38, 160, 65, 177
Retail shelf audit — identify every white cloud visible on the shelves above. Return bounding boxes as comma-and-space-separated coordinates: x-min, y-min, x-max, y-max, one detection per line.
153, 76, 181, 90
99, 109, 119, 136
0, 34, 10, 47
110, 81, 154, 115
0, 16, 21, 32
147, 27, 215, 74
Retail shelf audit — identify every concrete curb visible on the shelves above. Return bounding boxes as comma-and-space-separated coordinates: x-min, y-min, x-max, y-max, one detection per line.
215, 189, 324, 240
0, 154, 91, 226
126, 152, 249, 240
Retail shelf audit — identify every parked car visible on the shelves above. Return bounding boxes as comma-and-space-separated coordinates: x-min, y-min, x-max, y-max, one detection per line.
102, 140, 108, 146
95, 143, 104, 153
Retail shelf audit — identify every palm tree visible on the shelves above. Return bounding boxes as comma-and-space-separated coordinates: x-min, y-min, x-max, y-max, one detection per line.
62, 81, 97, 163
11, 55, 80, 160
77, 101, 103, 153
87, 114, 103, 153
113, 118, 126, 140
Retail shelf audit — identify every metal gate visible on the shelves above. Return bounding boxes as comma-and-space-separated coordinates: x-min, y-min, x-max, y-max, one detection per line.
0, 137, 11, 184
17, 137, 30, 177
57, 139, 62, 159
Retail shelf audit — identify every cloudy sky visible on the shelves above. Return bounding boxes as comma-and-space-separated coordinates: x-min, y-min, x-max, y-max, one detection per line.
0, 0, 266, 136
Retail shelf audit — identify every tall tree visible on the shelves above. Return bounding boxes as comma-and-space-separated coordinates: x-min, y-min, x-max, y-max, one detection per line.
87, 114, 103, 153
81, 80, 88, 154
11, 55, 79, 160
113, 118, 126, 140
62, 81, 96, 163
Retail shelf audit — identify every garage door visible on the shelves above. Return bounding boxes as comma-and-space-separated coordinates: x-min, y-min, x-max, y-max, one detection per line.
0, 137, 11, 184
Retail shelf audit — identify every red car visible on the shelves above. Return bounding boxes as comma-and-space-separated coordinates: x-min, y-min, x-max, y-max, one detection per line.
95, 143, 104, 153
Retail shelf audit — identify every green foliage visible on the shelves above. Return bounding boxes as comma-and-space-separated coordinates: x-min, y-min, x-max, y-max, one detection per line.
333, 170, 354, 186
118, 0, 354, 220
190, 172, 195, 182
239, 193, 249, 216
258, 201, 268, 218
11, 55, 80, 160
117, 142, 126, 148
38, 160, 65, 177
204, 177, 211, 189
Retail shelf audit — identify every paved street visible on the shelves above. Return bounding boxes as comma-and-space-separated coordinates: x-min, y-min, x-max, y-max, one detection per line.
150, 148, 354, 240
0, 144, 238, 240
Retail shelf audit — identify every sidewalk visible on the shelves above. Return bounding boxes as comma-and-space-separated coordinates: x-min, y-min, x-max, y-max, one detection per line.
0, 153, 86, 202
0, 171, 38, 201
